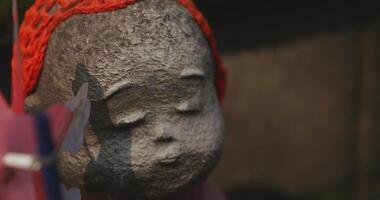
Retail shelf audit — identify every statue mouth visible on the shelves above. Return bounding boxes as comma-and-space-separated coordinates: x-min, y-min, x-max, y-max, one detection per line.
155, 141, 182, 166
158, 155, 180, 165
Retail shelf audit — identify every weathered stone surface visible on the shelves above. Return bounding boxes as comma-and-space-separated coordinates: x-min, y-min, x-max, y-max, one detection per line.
25, 0, 224, 199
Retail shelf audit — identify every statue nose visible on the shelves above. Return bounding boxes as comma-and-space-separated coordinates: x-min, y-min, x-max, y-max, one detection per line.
154, 123, 177, 144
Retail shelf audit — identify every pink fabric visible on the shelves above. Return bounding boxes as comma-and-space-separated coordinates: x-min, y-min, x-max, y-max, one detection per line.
0, 110, 37, 200
0, 95, 73, 200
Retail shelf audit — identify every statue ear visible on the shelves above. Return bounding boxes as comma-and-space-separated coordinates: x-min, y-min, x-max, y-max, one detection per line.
24, 95, 42, 113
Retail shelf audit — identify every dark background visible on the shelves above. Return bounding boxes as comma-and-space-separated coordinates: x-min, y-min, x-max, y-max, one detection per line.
2, 1, 380, 200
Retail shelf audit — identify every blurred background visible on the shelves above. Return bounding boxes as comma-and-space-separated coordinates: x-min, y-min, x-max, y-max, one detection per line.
1, 1, 380, 200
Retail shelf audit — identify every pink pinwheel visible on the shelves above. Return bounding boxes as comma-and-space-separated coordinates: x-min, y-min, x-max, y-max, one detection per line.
0, 84, 90, 200
0, 1, 90, 199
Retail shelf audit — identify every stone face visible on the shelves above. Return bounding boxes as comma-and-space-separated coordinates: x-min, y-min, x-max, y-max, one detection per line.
25, 0, 224, 199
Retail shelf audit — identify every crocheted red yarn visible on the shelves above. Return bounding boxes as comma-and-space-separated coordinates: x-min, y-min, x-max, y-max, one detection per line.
15, 0, 227, 102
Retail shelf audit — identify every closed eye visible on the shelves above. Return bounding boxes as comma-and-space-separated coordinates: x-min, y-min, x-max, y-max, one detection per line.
180, 68, 206, 81
175, 91, 204, 113
112, 110, 147, 128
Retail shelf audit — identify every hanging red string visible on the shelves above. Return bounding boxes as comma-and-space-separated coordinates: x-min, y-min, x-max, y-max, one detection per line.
11, 0, 24, 113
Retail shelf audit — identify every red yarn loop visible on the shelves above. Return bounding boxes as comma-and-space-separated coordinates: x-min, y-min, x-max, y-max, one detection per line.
14, 0, 227, 102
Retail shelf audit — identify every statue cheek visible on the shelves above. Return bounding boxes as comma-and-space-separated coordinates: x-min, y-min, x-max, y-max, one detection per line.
167, 112, 222, 154
58, 148, 91, 189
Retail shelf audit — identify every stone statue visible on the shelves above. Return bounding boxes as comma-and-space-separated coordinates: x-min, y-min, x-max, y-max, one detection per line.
22, 0, 226, 199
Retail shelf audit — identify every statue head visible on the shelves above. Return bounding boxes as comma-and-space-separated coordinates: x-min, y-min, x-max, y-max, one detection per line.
20, 0, 226, 199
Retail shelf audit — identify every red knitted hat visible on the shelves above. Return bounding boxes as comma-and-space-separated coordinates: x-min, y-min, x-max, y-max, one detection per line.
14, 0, 227, 102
